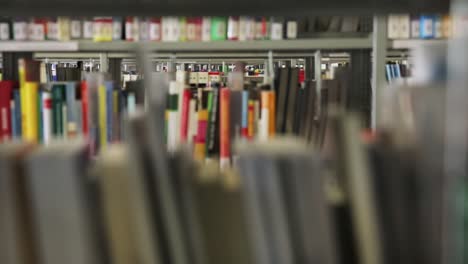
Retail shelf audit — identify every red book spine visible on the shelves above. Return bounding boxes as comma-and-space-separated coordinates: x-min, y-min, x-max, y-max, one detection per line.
81, 81, 89, 137
0, 81, 14, 142
180, 89, 191, 142
194, 17, 202, 41
220, 88, 231, 168
125, 17, 134, 42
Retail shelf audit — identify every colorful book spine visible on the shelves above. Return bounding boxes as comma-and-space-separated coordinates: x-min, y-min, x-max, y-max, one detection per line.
42, 91, 53, 144
259, 91, 270, 141
98, 84, 107, 150
180, 89, 191, 143
268, 91, 276, 138
81, 81, 89, 137
22, 82, 39, 143
10, 98, 16, 139
65, 82, 78, 138
112, 90, 119, 142
105, 81, 114, 143
188, 98, 197, 144
241, 90, 249, 139
37, 88, 43, 143
149, 17, 161, 41
220, 88, 231, 169
247, 100, 255, 139
227, 16, 239, 41
167, 81, 179, 152
52, 84, 64, 137
127, 93, 136, 114
211, 17, 227, 41
0, 81, 14, 141
178, 17, 187, 42
194, 109, 208, 162
420, 15, 435, 39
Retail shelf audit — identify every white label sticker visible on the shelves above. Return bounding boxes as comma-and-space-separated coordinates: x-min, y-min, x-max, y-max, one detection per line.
149, 23, 160, 41
287, 21, 297, 39
112, 21, 122, 40
187, 23, 196, 40
83, 21, 93, 39
125, 21, 133, 40
13, 22, 28, 40
0, 23, 9, 40
271, 22, 283, 40
71, 20, 81, 38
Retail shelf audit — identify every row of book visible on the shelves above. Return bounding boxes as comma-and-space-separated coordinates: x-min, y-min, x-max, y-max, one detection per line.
0, 59, 146, 150
0, 107, 449, 264
385, 62, 409, 82
388, 14, 452, 39
0, 16, 368, 42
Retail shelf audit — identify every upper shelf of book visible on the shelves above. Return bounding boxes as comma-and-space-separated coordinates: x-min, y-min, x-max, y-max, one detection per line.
0, 0, 449, 16
389, 39, 448, 50
0, 38, 373, 52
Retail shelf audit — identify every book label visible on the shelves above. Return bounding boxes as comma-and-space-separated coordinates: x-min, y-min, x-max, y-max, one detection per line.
149, 22, 161, 41
0, 23, 9, 40
271, 22, 283, 40
29, 23, 45, 41
287, 21, 298, 39
83, 20, 94, 39
13, 22, 28, 40
112, 21, 122, 40
71, 20, 82, 38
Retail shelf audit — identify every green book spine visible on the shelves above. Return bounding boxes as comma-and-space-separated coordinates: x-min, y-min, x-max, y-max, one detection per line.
211, 17, 227, 41
52, 85, 64, 137
37, 88, 43, 143
205, 91, 214, 155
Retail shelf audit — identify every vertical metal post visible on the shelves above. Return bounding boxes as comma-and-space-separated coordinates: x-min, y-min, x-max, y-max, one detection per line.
304, 56, 315, 80
99, 52, 108, 73
371, 15, 388, 129
314, 50, 322, 115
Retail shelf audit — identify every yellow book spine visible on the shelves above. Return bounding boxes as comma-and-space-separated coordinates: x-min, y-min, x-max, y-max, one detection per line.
18, 59, 26, 135
98, 85, 107, 150
23, 82, 39, 143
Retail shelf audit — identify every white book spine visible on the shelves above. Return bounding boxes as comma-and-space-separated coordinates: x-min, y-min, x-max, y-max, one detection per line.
399, 15, 410, 39
239, 17, 247, 41
202, 17, 211, 42
387, 15, 400, 39
42, 92, 53, 144
258, 108, 269, 141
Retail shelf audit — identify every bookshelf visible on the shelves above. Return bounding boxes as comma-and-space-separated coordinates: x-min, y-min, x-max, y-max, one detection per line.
0, 38, 373, 52
389, 39, 447, 50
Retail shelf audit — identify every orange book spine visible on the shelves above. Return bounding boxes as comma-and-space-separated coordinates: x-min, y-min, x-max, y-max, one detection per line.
247, 100, 255, 139
220, 88, 231, 169
259, 91, 270, 140
268, 91, 275, 138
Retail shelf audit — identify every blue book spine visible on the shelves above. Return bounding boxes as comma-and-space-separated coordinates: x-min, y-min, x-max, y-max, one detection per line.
395, 64, 402, 79
241, 90, 249, 131
127, 93, 136, 114
420, 15, 435, 39
105, 81, 114, 143
390, 64, 398, 79
13, 89, 22, 137
385, 64, 393, 81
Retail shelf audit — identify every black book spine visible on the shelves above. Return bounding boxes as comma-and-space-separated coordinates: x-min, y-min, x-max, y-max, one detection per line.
207, 87, 220, 157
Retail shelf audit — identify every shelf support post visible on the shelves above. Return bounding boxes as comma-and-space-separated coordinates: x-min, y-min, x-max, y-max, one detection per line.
371, 15, 388, 129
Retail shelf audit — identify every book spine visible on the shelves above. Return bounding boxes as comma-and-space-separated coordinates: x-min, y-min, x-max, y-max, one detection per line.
248, 100, 255, 139
188, 98, 197, 144
52, 85, 63, 137
62, 103, 67, 139
125, 17, 134, 41
268, 91, 276, 138
241, 90, 249, 139
220, 88, 231, 169
127, 92, 136, 114
206, 88, 219, 156
0, 81, 13, 141
0, 20, 11, 40
167, 82, 179, 152
81, 81, 89, 137
105, 82, 114, 143
42, 91, 53, 144
112, 90, 119, 142
180, 89, 191, 143
13, 89, 22, 138
10, 99, 16, 139
211, 17, 227, 41
420, 15, 434, 39
178, 17, 187, 42
259, 91, 270, 141
227, 16, 239, 41
194, 109, 208, 162
22, 82, 39, 142
98, 84, 107, 150
66, 82, 78, 138
202, 17, 211, 42
37, 88, 43, 143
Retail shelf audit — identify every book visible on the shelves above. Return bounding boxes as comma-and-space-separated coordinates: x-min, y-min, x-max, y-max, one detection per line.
0, 18, 11, 40
65, 82, 79, 138
0, 143, 37, 264
220, 88, 231, 169
241, 90, 249, 139
206, 85, 220, 158
227, 16, 239, 41
411, 15, 420, 38
105, 81, 114, 143
420, 15, 435, 39
52, 84, 65, 137
42, 89, 53, 144
22, 81, 39, 143
81, 81, 89, 137
276, 67, 290, 133
13, 89, 22, 138
0, 80, 14, 142
25, 141, 101, 264
98, 83, 107, 150
211, 17, 227, 41
388, 15, 400, 39
285, 67, 299, 133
